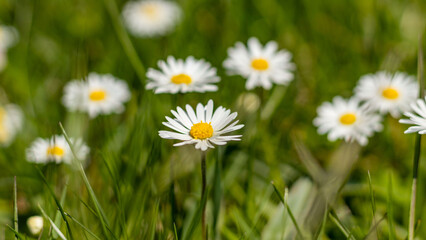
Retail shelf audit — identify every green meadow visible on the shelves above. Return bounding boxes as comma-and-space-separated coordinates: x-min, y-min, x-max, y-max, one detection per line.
1, 0, 426, 239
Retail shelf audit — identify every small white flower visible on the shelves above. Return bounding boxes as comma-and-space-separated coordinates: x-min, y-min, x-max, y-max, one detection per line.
399, 98, 426, 134
146, 56, 220, 94
0, 25, 18, 51
223, 37, 295, 90
313, 96, 383, 146
122, 0, 182, 37
27, 216, 43, 235
354, 71, 418, 117
159, 99, 244, 151
62, 73, 131, 118
26, 135, 89, 164
0, 104, 23, 146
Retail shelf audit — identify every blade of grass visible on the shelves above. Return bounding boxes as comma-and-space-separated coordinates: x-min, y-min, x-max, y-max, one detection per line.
181, 188, 210, 240
59, 122, 116, 240
36, 167, 73, 240
408, 34, 424, 240
6, 225, 25, 240
53, 179, 68, 239
212, 147, 223, 238
102, 0, 146, 84
39, 205, 67, 240
149, 200, 160, 240
13, 176, 18, 240
367, 171, 378, 239
65, 213, 101, 240
328, 211, 356, 240
387, 173, 395, 240
364, 213, 387, 239
271, 182, 303, 238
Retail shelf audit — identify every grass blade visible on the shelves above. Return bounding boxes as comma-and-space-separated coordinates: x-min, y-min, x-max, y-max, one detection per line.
387, 173, 395, 240
53, 179, 68, 239
13, 176, 18, 240
271, 182, 303, 238
328, 211, 356, 240
181, 188, 210, 240
59, 122, 116, 240
367, 171, 378, 239
65, 213, 102, 240
39, 205, 67, 240
36, 167, 73, 240
102, 0, 146, 84
6, 225, 25, 240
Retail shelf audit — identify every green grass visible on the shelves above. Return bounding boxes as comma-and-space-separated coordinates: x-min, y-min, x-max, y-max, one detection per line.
1, 0, 426, 239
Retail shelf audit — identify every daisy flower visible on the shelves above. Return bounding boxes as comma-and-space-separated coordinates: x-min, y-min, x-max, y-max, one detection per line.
122, 0, 182, 37
26, 135, 89, 164
159, 99, 244, 151
313, 96, 383, 146
0, 104, 23, 146
0, 25, 18, 50
146, 56, 220, 94
223, 37, 295, 90
62, 73, 131, 118
399, 98, 426, 134
354, 71, 418, 117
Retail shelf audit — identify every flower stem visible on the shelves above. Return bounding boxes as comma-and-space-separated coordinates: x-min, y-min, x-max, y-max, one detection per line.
201, 152, 207, 240
13, 176, 18, 240
408, 35, 424, 240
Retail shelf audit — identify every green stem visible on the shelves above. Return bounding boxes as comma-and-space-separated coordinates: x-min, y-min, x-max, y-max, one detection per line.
103, 0, 146, 84
201, 152, 207, 240
13, 176, 18, 240
408, 35, 424, 240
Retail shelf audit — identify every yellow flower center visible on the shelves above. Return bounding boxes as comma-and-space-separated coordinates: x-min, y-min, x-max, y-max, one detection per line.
0, 108, 7, 143
89, 90, 107, 101
171, 74, 192, 85
251, 58, 269, 71
190, 121, 213, 139
382, 87, 399, 100
339, 113, 357, 125
46, 146, 65, 157
140, 4, 158, 18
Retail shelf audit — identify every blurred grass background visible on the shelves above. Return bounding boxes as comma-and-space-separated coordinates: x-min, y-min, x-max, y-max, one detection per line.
0, 0, 426, 239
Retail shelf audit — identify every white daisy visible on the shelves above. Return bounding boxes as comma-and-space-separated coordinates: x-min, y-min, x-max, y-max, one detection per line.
0, 104, 23, 146
0, 25, 18, 50
146, 56, 220, 94
399, 98, 426, 134
62, 73, 131, 118
26, 135, 89, 164
313, 96, 383, 146
354, 71, 418, 117
122, 0, 182, 37
223, 37, 295, 90
159, 99, 244, 151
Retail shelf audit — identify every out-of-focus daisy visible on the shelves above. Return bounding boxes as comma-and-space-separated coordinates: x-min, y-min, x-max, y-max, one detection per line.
223, 37, 295, 90
354, 71, 418, 117
313, 96, 383, 146
62, 73, 131, 118
122, 0, 182, 37
26, 135, 89, 164
146, 56, 220, 94
399, 98, 426, 134
27, 216, 43, 236
0, 25, 18, 50
159, 99, 244, 151
0, 104, 23, 146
